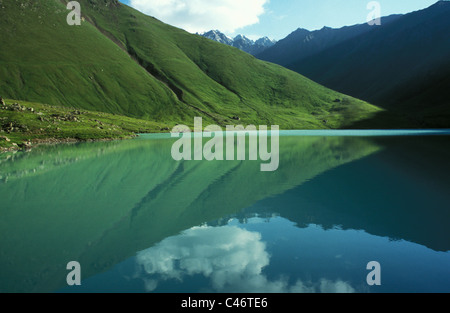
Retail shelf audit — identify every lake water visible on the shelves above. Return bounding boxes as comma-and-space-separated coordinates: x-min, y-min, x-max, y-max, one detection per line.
0, 130, 449, 293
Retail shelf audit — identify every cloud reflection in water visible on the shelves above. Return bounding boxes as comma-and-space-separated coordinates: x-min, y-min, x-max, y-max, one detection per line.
136, 225, 355, 293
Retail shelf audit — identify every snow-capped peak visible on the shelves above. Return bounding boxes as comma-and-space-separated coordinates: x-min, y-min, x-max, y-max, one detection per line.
200, 30, 276, 55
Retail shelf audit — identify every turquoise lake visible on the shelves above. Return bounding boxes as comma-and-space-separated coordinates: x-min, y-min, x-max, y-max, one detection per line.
0, 130, 449, 293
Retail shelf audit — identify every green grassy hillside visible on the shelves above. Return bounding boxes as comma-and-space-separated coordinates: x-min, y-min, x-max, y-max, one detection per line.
0, 99, 168, 151
0, 0, 381, 130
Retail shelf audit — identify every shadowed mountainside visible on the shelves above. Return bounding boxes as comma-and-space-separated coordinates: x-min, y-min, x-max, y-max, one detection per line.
257, 2, 450, 128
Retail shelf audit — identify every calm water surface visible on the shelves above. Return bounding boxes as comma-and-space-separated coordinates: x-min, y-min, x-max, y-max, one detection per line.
0, 130, 449, 293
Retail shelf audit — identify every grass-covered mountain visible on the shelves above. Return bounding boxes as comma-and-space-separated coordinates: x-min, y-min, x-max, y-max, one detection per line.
258, 1, 450, 127
0, 0, 381, 131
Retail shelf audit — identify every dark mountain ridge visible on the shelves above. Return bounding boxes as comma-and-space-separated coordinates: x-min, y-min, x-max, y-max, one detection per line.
257, 1, 450, 127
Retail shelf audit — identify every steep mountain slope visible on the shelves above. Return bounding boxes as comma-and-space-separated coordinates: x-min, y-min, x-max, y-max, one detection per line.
0, 0, 183, 122
259, 1, 450, 127
0, 0, 380, 129
256, 15, 401, 67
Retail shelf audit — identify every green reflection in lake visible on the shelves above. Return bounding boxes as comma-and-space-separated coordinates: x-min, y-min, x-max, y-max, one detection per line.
0, 131, 449, 293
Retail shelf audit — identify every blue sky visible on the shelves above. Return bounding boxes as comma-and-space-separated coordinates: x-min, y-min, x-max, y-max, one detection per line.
119, 0, 438, 40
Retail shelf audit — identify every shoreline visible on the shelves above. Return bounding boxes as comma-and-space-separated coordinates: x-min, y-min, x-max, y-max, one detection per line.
3, 128, 450, 154
0, 134, 143, 154
0, 99, 172, 154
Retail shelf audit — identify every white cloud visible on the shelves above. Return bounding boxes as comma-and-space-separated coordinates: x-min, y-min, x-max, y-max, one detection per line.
136, 225, 269, 291
129, 0, 268, 33
135, 225, 356, 293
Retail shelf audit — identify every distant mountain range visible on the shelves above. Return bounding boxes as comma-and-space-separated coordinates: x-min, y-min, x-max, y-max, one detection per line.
199, 30, 277, 55
256, 15, 402, 67
256, 1, 450, 127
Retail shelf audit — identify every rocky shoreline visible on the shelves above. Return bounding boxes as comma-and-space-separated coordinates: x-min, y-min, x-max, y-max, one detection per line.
0, 98, 170, 154
0, 135, 139, 154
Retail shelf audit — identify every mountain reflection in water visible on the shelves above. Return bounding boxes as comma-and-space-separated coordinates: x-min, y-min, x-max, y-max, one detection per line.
0, 131, 449, 292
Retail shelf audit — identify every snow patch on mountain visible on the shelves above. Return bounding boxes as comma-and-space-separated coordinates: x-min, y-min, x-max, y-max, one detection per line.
199, 30, 277, 55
